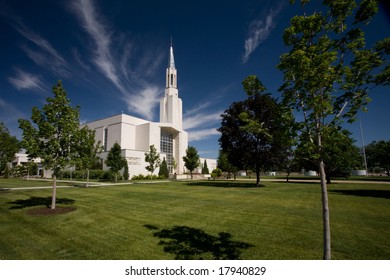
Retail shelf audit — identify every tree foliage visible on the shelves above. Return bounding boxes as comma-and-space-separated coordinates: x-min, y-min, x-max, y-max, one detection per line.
201, 160, 209, 174
18, 80, 80, 209
105, 142, 127, 182
183, 146, 200, 179
296, 128, 363, 183
144, 144, 161, 178
159, 157, 169, 179
0, 122, 20, 176
365, 140, 390, 175
277, 0, 388, 260
76, 126, 103, 186
218, 75, 296, 186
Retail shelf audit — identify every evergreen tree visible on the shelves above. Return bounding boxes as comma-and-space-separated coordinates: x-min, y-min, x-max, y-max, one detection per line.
105, 142, 126, 182
201, 159, 209, 174
159, 157, 169, 179
123, 163, 129, 180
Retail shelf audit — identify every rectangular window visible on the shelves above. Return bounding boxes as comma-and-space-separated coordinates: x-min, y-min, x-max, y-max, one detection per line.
161, 130, 174, 173
104, 128, 108, 152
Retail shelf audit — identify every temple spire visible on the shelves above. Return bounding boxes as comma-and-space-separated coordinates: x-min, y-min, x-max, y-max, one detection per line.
169, 39, 175, 69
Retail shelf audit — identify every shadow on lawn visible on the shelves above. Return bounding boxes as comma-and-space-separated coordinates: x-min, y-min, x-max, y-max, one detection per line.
185, 181, 265, 188
144, 224, 253, 260
330, 189, 390, 199
8, 196, 75, 209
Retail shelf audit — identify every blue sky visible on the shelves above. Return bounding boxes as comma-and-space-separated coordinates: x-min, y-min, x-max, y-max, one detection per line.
0, 0, 389, 159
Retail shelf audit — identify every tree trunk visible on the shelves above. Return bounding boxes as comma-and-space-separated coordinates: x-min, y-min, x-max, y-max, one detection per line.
255, 164, 261, 186
51, 174, 57, 210
86, 169, 90, 187
319, 159, 331, 260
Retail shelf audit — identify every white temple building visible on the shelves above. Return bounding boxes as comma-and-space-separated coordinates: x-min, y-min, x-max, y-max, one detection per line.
12, 44, 216, 178
83, 44, 215, 177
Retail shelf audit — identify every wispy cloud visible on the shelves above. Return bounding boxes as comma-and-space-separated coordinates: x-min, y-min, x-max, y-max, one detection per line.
69, 0, 163, 120
187, 128, 220, 142
242, 4, 283, 63
2, 12, 70, 77
8, 68, 45, 92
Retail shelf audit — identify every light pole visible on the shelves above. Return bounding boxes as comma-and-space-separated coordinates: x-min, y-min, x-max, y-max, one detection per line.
359, 118, 368, 176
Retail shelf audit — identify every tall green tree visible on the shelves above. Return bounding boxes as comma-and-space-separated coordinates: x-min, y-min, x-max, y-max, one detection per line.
183, 146, 200, 179
201, 159, 209, 174
76, 126, 103, 187
365, 140, 390, 175
18, 80, 80, 209
277, 0, 389, 259
0, 122, 20, 176
105, 142, 126, 182
219, 76, 295, 186
158, 157, 169, 179
144, 144, 161, 179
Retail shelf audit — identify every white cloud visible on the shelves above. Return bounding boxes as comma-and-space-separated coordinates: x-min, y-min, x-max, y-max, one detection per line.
125, 86, 161, 121
4, 14, 70, 76
187, 128, 220, 142
242, 5, 283, 63
183, 112, 222, 131
70, 0, 163, 120
8, 69, 45, 92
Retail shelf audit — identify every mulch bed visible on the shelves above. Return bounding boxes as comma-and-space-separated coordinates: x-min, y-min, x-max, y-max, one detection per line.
27, 207, 76, 216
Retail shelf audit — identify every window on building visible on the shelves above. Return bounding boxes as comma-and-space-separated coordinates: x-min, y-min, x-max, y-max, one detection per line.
104, 128, 108, 152
160, 130, 173, 173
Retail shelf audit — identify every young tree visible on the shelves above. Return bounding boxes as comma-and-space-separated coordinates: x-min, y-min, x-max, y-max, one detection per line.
201, 159, 209, 174
219, 76, 295, 186
105, 142, 126, 182
76, 126, 103, 187
0, 122, 20, 176
183, 146, 200, 179
159, 157, 169, 179
18, 80, 80, 209
144, 144, 161, 180
277, 0, 389, 259
217, 150, 239, 179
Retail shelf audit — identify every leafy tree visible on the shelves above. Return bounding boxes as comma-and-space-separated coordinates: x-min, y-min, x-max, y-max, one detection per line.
0, 122, 20, 176
365, 140, 390, 175
277, 0, 389, 259
159, 157, 169, 179
217, 150, 239, 180
76, 126, 103, 186
211, 168, 222, 179
183, 146, 200, 179
201, 159, 209, 174
218, 75, 295, 186
296, 128, 363, 183
19, 80, 80, 209
105, 142, 126, 182
145, 144, 161, 180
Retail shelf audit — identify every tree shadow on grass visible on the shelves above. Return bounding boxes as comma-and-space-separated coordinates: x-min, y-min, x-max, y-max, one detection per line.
8, 196, 75, 209
185, 181, 265, 188
330, 189, 390, 199
144, 224, 253, 260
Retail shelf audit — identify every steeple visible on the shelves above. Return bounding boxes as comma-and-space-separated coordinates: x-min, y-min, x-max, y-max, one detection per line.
169, 40, 175, 69
160, 41, 182, 129
165, 41, 178, 91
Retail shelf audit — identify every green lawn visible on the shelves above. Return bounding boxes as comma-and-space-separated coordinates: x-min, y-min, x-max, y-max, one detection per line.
0, 179, 389, 260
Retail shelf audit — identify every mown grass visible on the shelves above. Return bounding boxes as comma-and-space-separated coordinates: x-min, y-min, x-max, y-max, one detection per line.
0, 179, 389, 260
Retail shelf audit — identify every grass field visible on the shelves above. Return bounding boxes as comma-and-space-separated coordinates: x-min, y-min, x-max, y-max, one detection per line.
0, 178, 389, 260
